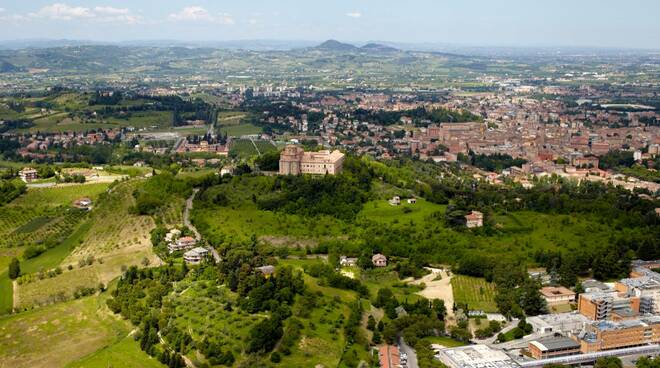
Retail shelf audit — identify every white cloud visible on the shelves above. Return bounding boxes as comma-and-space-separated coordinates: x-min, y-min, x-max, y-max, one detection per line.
169, 6, 213, 21
218, 12, 235, 25
0, 8, 5, 13
94, 6, 129, 16
21, 3, 141, 23
346, 12, 362, 19
169, 6, 234, 24
31, 3, 94, 20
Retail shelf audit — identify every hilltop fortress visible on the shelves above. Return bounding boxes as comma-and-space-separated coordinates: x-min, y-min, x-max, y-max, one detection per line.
279, 145, 345, 175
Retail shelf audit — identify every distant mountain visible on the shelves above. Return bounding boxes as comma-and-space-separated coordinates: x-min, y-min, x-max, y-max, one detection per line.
0, 60, 22, 73
361, 43, 399, 52
315, 40, 358, 51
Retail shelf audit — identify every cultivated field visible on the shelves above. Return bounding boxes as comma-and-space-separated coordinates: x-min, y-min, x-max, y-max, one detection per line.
0, 294, 132, 368
450, 275, 498, 313
13, 180, 160, 309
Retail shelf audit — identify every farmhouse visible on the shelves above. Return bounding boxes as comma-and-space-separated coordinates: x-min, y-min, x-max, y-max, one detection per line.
279, 145, 345, 175
183, 247, 209, 264
256, 265, 276, 277
73, 197, 93, 210
465, 211, 484, 228
388, 196, 401, 206
372, 254, 387, 267
340, 256, 357, 267
19, 167, 38, 182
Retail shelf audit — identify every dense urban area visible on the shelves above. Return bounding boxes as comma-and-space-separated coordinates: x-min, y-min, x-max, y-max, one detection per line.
0, 38, 659, 368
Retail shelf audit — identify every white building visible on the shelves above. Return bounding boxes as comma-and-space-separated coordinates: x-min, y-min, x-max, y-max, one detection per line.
437, 345, 519, 368
527, 312, 590, 334
183, 247, 209, 264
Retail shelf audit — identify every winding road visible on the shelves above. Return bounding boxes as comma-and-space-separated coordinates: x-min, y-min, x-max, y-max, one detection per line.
183, 189, 220, 263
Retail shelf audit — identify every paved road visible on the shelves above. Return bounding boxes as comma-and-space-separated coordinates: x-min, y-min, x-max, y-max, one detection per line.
398, 337, 419, 368
183, 188, 221, 263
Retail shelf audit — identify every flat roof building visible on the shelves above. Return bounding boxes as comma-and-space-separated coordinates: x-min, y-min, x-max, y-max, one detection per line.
527, 313, 590, 334
528, 336, 581, 360
437, 345, 520, 368
540, 286, 576, 306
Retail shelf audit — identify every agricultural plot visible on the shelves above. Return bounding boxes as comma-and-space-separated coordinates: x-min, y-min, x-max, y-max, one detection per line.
450, 275, 498, 313
0, 184, 109, 248
168, 280, 265, 364
229, 139, 276, 158
13, 180, 160, 309
220, 123, 262, 137
0, 294, 131, 368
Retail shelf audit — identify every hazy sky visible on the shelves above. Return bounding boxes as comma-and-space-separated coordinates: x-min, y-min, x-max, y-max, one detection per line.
0, 0, 658, 48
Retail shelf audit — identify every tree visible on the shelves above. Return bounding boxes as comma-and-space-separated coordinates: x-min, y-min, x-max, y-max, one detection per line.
636, 357, 660, 368
8, 258, 20, 280
366, 315, 376, 331
594, 357, 622, 368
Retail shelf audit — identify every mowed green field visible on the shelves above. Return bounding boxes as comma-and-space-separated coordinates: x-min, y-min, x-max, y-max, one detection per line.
220, 123, 262, 137
451, 275, 498, 313
66, 336, 164, 368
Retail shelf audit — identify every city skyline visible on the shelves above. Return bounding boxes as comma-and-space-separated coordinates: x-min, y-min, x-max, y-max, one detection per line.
0, 0, 659, 49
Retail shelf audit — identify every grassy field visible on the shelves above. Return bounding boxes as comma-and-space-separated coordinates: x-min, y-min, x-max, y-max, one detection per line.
451, 275, 498, 313
421, 335, 468, 348
229, 138, 276, 158
220, 123, 262, 137
0, 294, 132, 368
66, 336, 164, 368
358, 199, 446, 228
193, 204, 346, 245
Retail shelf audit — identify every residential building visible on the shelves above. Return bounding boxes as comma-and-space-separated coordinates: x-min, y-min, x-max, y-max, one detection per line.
279, 145, 345, 175
339, 256, 357, 267
73, 197, 93, 210
388, 196, 401, 206
465, 211, 484, 228
540, 286, 576, 306
168, 236, 197, 253
256, 265, 276, 277
528, 336, 581, 359
372, 254, 387, 267
183, 247, 209, 264
19, 167, 38, 182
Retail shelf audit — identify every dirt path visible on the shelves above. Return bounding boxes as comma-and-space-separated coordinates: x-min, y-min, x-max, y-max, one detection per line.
12, 280, 18, 312
409, 267, 454, 318
184, 189, 201, 241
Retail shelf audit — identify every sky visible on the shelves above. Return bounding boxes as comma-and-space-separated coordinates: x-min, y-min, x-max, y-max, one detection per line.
0, 0, 659, 49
